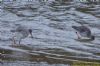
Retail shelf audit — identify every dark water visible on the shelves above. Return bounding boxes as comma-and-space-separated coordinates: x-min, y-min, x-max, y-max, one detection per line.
0, 0, 100, 66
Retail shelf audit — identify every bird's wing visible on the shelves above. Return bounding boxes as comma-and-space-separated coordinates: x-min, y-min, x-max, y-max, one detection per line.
72, 26, 91, 37
16, 26, 27, 32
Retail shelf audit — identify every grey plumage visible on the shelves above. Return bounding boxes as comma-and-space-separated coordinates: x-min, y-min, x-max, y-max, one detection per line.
11, 25, 33, 45
72, 25, 95, 40
15, 26, 29, 38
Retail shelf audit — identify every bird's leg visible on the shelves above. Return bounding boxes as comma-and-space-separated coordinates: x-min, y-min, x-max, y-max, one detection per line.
12, 36, 16, 46
19, 39, 22, 45
76, 32, 81, 39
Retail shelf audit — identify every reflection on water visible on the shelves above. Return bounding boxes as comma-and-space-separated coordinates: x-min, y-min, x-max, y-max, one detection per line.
0, 0, 100, 66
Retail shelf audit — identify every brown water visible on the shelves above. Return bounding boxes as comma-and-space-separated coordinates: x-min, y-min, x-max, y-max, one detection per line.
0, 0, 100, 66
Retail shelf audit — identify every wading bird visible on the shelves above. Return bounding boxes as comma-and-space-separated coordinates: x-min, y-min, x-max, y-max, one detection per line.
72, 25, 95, 41
11, 25, 33, 45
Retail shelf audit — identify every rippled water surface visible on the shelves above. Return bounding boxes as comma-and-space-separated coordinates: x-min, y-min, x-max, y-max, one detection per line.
0, 0, 100, 66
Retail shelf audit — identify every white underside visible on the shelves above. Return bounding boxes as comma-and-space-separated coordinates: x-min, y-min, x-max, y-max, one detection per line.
76, 37, 92, 42
14, 32, 24, 40
80, 37, 91, 40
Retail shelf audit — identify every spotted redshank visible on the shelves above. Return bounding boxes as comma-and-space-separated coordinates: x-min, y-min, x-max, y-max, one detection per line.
72, 25, 95, 41
11, 25, 33, 45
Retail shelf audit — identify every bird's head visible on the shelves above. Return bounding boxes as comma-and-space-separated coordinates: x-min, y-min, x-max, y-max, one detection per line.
28, 29, 33, 38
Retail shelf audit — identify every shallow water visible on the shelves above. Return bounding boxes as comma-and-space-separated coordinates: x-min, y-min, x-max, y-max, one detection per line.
0, 0, 100, 66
